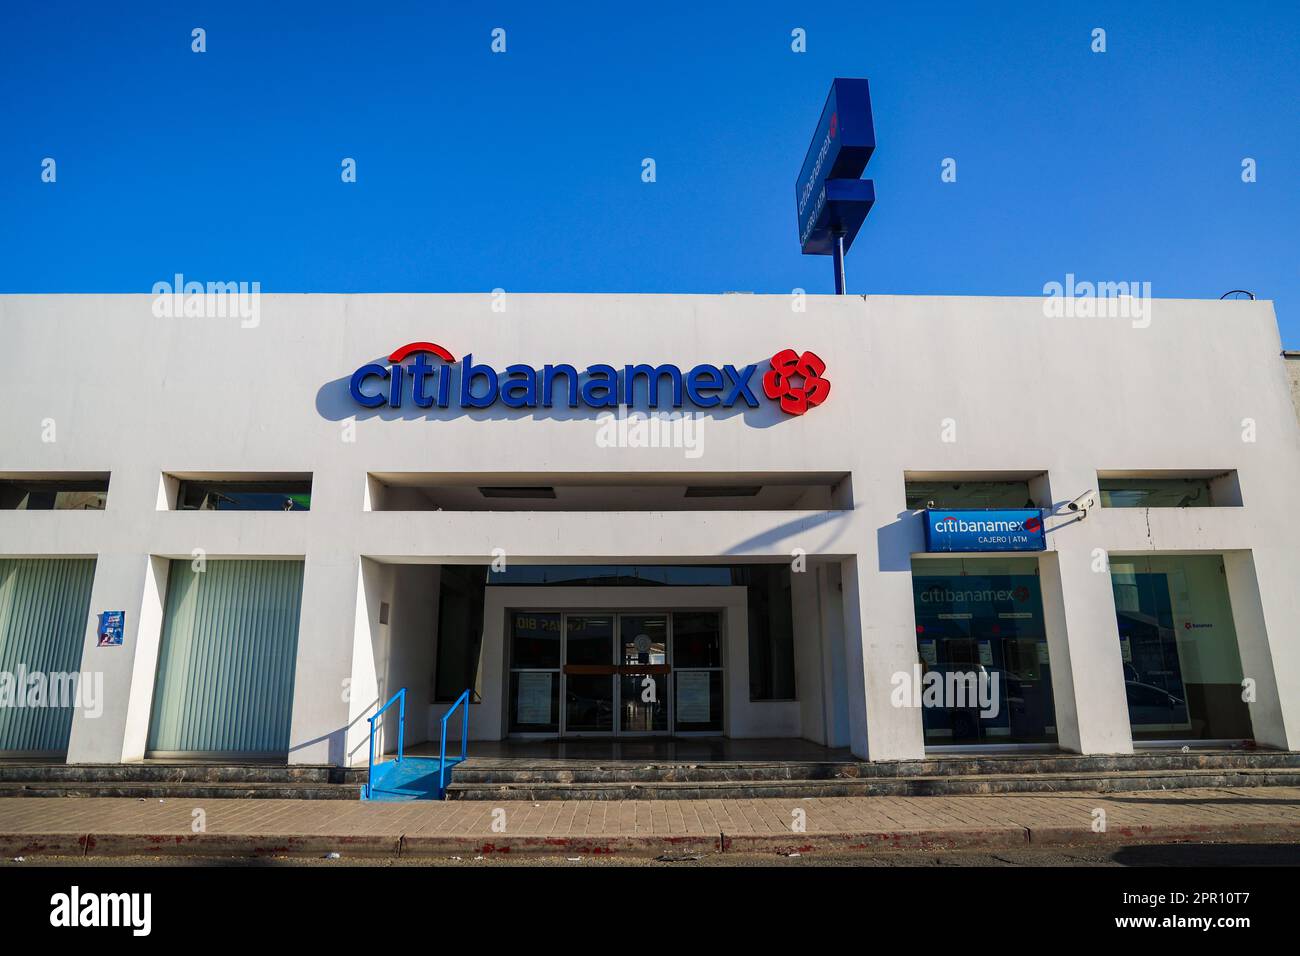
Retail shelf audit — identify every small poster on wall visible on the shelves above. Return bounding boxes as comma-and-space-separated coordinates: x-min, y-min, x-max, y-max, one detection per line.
516, 671, 552, 724
676, 671, 711, 724
97, 610, 125, 647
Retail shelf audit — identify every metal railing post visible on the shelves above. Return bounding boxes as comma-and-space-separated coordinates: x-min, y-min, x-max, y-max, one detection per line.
364, 688, 407, 801
438, 716, 449, 793
397, 691, 405, 765
438, 688, 471, 794
366, 720, 376, 799
461, 696, 469, 762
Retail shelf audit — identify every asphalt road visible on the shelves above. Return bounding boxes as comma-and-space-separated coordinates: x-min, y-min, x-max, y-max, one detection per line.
6, 842, 1298, 867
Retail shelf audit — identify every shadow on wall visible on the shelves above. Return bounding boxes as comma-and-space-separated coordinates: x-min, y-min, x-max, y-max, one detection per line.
877, 511, 924, 572
728, 508, 852, 557
314, 356, 801, 429
288, 698, 378, 768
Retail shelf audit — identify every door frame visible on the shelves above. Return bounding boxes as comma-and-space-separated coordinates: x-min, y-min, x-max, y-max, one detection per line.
614, 611, 674, 737
487, 586, 748, 741
557, 609, 675, 737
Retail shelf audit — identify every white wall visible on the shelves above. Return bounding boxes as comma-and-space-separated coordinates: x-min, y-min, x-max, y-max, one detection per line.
1, 293, 1297, 764
344, 561, 439, 762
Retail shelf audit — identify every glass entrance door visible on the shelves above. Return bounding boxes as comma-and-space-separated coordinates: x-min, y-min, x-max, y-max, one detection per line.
563, 614, 615, 733
509, 609, 725, 737
619, 614, 669, 733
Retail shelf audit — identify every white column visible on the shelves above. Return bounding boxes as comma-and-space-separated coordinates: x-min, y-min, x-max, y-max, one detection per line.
1225, 547, 1300, 750
1039, 547, 1133, 754
66, 551, 166, 764
286, 552, 363, 766
840, 554, 926, 761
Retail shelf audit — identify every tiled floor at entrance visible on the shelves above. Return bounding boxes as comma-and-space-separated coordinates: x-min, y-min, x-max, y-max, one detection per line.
405, 736, 856, 766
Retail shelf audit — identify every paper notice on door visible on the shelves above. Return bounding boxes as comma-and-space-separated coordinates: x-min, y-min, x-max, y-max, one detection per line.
676, 671, 711, 724
517, 672, 552, 724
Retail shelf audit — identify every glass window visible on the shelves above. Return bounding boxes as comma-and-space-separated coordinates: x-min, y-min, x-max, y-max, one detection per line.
911, 557, 1057, 745
740, 565, 796, 700
672, 611, 723, 668
565, 674, 614, 733
673, 612, 724, 733
177, 479, 311, 511
565, 615, 613, 666
507, 610, 560, 669
507, 611, 560, 733
434, 566, 486, 701
1099, 478, 1214, 508
147, 559, 303, 755
0, 478, 108, 511
1111, 555, 1251, 741
620, 614, 667, 666
0, 558, 97, 753
905, 480, 1036, 511
508, 671, 559, 733
675, 671, 724, 732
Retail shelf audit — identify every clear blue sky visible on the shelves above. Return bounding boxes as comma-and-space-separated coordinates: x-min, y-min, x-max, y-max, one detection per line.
3, 2, 1297, 343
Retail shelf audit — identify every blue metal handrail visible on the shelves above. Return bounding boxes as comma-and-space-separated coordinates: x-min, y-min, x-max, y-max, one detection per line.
438, 689, 471, 793
365, 688, 406, 800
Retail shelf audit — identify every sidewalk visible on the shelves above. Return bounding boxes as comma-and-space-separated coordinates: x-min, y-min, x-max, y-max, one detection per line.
2, 787, 1298, 859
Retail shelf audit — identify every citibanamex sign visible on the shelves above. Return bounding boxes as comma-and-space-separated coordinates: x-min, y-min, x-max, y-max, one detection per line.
350, 344, 831, 417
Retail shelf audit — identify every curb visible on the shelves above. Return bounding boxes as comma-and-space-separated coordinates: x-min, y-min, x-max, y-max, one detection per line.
718, 825, 1028, 855
399, 834, 722, 858
1025, 821, 1300, 847
3, 822, 1297, 859
1, 832, 403, 858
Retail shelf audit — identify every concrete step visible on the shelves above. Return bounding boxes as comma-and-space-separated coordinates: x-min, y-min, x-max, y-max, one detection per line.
0, 780, 363, 800
0, 763, 367, 786
448, 750, 1300, 786
444, 767, 1300, 801
864, 750, 1300, 778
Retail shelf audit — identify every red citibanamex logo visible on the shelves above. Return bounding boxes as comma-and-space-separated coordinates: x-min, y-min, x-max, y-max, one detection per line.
763, 348, 831, 415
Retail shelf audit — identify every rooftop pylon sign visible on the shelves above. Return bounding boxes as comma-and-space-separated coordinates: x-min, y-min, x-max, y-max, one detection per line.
794, 78, 876, 294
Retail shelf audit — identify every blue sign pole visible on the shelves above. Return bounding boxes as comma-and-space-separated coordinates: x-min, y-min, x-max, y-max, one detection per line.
832, 231, 846, 294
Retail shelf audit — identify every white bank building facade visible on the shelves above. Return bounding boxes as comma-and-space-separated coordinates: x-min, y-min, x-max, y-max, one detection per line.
1, 293, 1298, 769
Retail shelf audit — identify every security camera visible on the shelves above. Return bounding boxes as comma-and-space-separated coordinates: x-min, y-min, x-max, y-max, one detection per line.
1065, 490, 1097, 514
